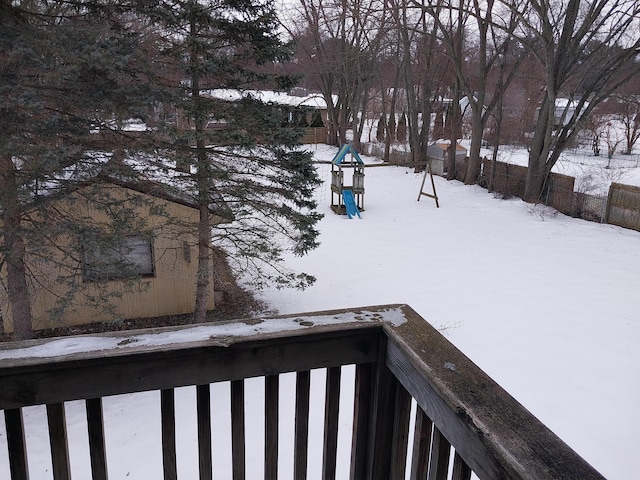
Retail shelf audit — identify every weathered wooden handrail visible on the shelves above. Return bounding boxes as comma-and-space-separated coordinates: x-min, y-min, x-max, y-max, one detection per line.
0, 304, 604, 479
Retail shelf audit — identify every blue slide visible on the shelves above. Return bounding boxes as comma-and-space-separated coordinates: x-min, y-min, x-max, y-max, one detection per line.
342, 190, 361, 219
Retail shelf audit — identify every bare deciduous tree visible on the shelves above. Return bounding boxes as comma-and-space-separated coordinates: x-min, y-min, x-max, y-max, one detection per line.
422, 0, 524, 184
290, 0, 388, 148
386, 0, 452, 170
612, 93, 640, 155
500, 0, 640, 202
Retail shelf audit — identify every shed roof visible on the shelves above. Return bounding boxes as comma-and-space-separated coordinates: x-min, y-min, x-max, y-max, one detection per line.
431, 142, 467, 153
98, 175, 233, 222
2, 173, 234, 225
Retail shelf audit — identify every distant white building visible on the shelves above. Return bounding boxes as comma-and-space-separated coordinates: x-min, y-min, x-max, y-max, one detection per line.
203, 89, 334, 127
204, 89, 330, 109
535, 98, 588, 128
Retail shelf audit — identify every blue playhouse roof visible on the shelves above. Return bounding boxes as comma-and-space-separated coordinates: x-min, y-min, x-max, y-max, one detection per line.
332, 144, 364, 165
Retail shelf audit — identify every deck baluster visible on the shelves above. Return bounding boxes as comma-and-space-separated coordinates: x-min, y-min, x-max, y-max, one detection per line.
161, 389, 177, 480
294, 370, 311, 480
86, 398, 108, 480
409, 408, 433, 480
5, 409, 29, 480
452, 451, 472, 480
390, 385, 412, 480
349, 363, 374, 480
427, 427, 451, 480
265, 375, 279, 480
85, 398, 108, 480
322, 366, 341, 480
368, 338, 397, 480
196, 385, 212, 480
231, 380, 245, 480
46, 403, 71, 480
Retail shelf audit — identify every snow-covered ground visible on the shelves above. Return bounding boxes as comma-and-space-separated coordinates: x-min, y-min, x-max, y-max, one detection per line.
257, 144, 640, 479
1, 144, 638, 479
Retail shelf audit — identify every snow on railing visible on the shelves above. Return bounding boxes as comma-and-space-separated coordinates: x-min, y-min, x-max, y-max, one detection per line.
0, 304, 604, 479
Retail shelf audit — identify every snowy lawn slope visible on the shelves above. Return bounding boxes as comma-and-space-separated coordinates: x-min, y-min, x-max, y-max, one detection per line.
257, 144, 640, 479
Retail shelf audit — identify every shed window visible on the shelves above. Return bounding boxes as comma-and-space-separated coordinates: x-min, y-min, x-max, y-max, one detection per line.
84, 236, 154, 281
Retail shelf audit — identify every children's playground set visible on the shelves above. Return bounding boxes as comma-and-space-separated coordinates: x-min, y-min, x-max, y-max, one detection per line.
330, 144, 365, 219
330, 144, 439, 219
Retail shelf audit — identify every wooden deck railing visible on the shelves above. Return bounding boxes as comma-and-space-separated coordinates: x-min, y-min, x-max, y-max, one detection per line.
0, 304, 604, 479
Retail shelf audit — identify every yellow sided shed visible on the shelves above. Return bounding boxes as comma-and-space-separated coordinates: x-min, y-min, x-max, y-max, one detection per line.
0, 177, 231, 333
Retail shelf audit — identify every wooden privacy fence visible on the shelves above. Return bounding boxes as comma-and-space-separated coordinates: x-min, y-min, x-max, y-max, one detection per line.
606, 183, 640, 230
358, 142, 640, 230
480, 159, 640, 231
0, 305, 604, 480
302, 127, 328, 144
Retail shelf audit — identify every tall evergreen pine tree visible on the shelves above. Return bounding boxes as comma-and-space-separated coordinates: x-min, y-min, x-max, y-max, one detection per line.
142, 0, 322, 322
1, 1, 162, 338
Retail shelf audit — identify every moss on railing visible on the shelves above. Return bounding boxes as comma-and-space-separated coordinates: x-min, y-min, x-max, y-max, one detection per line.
0, 304, 604, 480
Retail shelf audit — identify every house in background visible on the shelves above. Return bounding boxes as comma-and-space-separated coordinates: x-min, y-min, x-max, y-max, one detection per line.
194, 89, 332, 143
532, 97, 587, 129
0, 177, 231, 333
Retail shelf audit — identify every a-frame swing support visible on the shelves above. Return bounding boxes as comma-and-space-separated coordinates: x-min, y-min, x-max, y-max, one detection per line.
417, 160, 440, 207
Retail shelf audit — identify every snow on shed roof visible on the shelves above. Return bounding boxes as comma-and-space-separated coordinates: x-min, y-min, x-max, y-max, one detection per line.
431, 142, 467, 152
203, 89, 332, 109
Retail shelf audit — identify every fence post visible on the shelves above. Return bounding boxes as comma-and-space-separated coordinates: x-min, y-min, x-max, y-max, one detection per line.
604, 183, 614, 224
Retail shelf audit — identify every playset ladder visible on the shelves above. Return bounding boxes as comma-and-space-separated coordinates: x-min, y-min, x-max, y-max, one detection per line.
417, 160, 440, 207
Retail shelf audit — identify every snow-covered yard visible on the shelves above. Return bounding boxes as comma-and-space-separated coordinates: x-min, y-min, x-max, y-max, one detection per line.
258, 144, 640, 479
1, 144, 638, 479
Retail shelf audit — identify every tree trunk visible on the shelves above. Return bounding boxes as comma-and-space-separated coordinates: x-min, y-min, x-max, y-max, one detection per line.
524, 158, 550, 204
352, 87, 370, 151
464, 107, 484, 184
418, 99, 432, 167
325, 93, 340, 146
194, 200, 211, 323
446, 79, 462, 181
337, 104, 348, 146
488, 106, 503, 194
524, 95, 554, 202
0, 154, 34, 339
378, 75, 390, 161
397, 23, 420, 169
386, 82, 399, 159
190, 17, 211, 324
